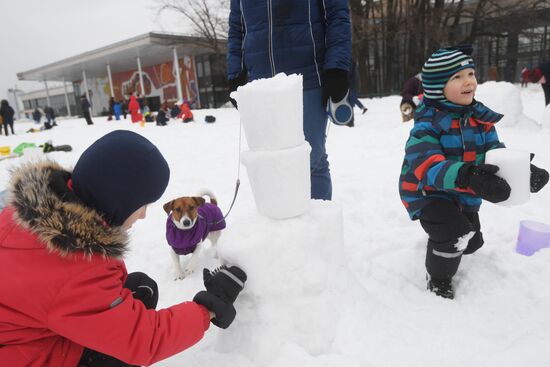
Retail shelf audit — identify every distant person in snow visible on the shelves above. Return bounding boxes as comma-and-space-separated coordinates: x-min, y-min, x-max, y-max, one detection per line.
399, 45, 548, 300
346, 59, 367, 127
80, 95, 94, 125
44, 106, 57, 127
0, 130, 247, 367
0, 99, 15, 136
521, 66, 530, 88
32, 107, 42, 125
128, 94, 142, 123
538, 60, 550, 106
400, 74, 423, 122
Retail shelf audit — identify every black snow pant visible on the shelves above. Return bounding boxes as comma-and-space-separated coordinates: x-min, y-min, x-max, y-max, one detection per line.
543, 83, 550, 106
83, 111, 94, 125
419, 199, 484, 280
3, 121, 14, 135
78, 272, 159, 367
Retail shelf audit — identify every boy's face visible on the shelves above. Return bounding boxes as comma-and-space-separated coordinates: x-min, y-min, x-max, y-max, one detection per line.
121, 205, 148, 230
443, 68, 477, 105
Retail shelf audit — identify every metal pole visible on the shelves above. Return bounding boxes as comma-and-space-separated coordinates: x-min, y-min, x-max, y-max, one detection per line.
44, 80, 51, 107
12, 86, 21, 120
82, 70, 92, 116
191, 55, 202, 108
107, 64, 115, 98
173, 48, 183, 103
63, 77, 72, 117
136, 56, 145, 97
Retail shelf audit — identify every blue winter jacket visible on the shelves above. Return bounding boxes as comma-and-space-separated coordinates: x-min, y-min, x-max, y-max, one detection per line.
227, 0, 351, 90
399, 99, 505, 219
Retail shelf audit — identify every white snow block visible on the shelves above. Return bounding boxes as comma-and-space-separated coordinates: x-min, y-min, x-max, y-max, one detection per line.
485, 148, 530, 206
241, 143, 311, 219
231, 73, 305, 151
216, 200, 347, 366
542, 104, 550, 128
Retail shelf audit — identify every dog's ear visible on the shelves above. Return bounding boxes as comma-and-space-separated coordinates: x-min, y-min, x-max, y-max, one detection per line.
163, 200, 174, 214
193, 197, 206, 207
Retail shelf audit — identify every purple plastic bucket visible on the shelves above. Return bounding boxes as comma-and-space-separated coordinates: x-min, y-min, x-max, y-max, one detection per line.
516, 220, 550, 256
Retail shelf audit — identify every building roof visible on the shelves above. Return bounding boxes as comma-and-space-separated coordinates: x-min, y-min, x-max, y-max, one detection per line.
20, 84, 74, 100
17, 32, 221, 83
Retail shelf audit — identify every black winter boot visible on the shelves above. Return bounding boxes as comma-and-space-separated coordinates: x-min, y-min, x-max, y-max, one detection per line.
427, 275, 454, 299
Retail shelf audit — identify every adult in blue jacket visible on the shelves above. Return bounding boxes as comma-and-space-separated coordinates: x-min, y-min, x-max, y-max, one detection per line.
227, 0, 351, 200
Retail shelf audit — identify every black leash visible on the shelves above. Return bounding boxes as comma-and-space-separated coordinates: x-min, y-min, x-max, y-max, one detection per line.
201, 114, 243, 226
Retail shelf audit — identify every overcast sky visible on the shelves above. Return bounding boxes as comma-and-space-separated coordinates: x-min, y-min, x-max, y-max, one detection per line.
0, 0, 189, 101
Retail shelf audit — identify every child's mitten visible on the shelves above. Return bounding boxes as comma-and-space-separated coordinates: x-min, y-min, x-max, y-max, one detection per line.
457, 163, 511, 203
193, 291, 236, 329
203, 265, 247, 304
530, 153, 549, 193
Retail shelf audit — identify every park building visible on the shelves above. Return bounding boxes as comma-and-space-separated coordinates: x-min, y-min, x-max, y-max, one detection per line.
17, 32, 228, 117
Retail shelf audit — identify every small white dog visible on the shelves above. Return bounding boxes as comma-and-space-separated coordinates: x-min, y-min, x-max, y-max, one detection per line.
163, 192, 226, 279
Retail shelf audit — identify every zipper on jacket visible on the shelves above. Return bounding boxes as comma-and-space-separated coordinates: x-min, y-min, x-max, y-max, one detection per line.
459, 116, 467, 152
267, 0, 276, 76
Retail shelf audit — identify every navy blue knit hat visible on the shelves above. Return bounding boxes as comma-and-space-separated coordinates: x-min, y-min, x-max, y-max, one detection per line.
422, 45, 475, 101
72, 130, 170, 226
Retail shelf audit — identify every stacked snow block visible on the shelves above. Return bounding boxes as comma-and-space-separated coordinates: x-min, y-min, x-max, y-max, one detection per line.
485, 148, 530, 206
233, 73, 311, 219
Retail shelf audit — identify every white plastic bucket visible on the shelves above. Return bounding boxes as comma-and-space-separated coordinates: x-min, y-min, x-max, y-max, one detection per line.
485, 148, 530, 206
232, 73, 305, 151
241, 143, 311, 219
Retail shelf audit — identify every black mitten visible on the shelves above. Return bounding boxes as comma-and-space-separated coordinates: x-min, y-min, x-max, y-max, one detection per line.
203, 265, 247, 304
322, 69, 349, 107
228, 71, 248, 109
193, 291, 236, 329
531, 164, 549, 193
456, 163, 511, 203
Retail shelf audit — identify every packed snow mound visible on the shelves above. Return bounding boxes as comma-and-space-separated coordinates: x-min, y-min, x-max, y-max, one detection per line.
476, 81, 540, 129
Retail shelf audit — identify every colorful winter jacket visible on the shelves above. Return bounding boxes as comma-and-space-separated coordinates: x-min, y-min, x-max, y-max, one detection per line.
399, 99, 505, 219
0, 161, 210, 367
227, 0, 351, 90
166, 203, 226, 255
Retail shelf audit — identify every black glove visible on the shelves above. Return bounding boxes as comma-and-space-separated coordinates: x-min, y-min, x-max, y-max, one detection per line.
322, 69, 349, 107
531, 164, 549, 193
203, 265, 247, 304
228, 71, 248, 109
193, 291, 236, 329
193, 265, 247, 329
456, 163, 511, 203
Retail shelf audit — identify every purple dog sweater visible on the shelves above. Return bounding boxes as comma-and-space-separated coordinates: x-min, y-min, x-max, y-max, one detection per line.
166, 203, 226, 255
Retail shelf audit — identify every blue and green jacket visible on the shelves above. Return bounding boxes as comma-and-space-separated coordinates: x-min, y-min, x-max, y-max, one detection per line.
399, 98, 505, 220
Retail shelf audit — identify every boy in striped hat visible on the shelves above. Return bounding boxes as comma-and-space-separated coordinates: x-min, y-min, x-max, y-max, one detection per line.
398, 45, 549, 299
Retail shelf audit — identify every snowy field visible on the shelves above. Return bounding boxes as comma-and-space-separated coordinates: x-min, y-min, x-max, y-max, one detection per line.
1, 82, 550, 367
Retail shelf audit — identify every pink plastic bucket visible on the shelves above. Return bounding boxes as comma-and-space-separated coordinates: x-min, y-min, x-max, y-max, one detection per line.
516, 220, 550, 256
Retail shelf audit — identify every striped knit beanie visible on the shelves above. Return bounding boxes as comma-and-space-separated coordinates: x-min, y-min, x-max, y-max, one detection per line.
421, 45, 475, 101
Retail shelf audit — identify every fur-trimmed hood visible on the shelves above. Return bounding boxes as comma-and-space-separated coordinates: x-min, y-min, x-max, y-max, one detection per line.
5, 160, 128, 258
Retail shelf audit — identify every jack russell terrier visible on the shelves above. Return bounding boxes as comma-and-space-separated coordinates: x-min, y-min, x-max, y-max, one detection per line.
163, 192, 226, 279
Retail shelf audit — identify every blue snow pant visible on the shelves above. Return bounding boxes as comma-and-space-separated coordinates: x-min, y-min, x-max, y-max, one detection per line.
303, 87, 331, 200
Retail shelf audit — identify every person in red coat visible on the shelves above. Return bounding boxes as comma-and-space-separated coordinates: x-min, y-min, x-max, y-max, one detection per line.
0, 130, 246, 367
177, 100, 194, 123
128, 94, 142, 123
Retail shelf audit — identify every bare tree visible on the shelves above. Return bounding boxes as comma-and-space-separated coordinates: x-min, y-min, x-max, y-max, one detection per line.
155, 0, 230, 56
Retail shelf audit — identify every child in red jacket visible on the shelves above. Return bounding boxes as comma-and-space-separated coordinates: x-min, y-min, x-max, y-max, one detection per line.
0, 130, 246, 367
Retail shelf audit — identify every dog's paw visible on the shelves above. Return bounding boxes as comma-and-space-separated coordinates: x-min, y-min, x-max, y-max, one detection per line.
183, 267, 195, 277
174, 272, 186, 281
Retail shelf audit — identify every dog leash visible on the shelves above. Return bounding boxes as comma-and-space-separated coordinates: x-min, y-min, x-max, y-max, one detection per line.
202, 113, 242, 226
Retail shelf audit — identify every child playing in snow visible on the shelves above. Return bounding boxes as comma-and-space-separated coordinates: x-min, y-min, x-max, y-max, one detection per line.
399, 45, 549, 299
0, 130, 247, 367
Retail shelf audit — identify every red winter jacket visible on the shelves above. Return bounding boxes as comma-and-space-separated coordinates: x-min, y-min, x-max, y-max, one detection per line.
0, 161, 210, 367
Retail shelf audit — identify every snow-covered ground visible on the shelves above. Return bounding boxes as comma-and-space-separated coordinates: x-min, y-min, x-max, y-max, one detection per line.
1, 82, 550, 367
